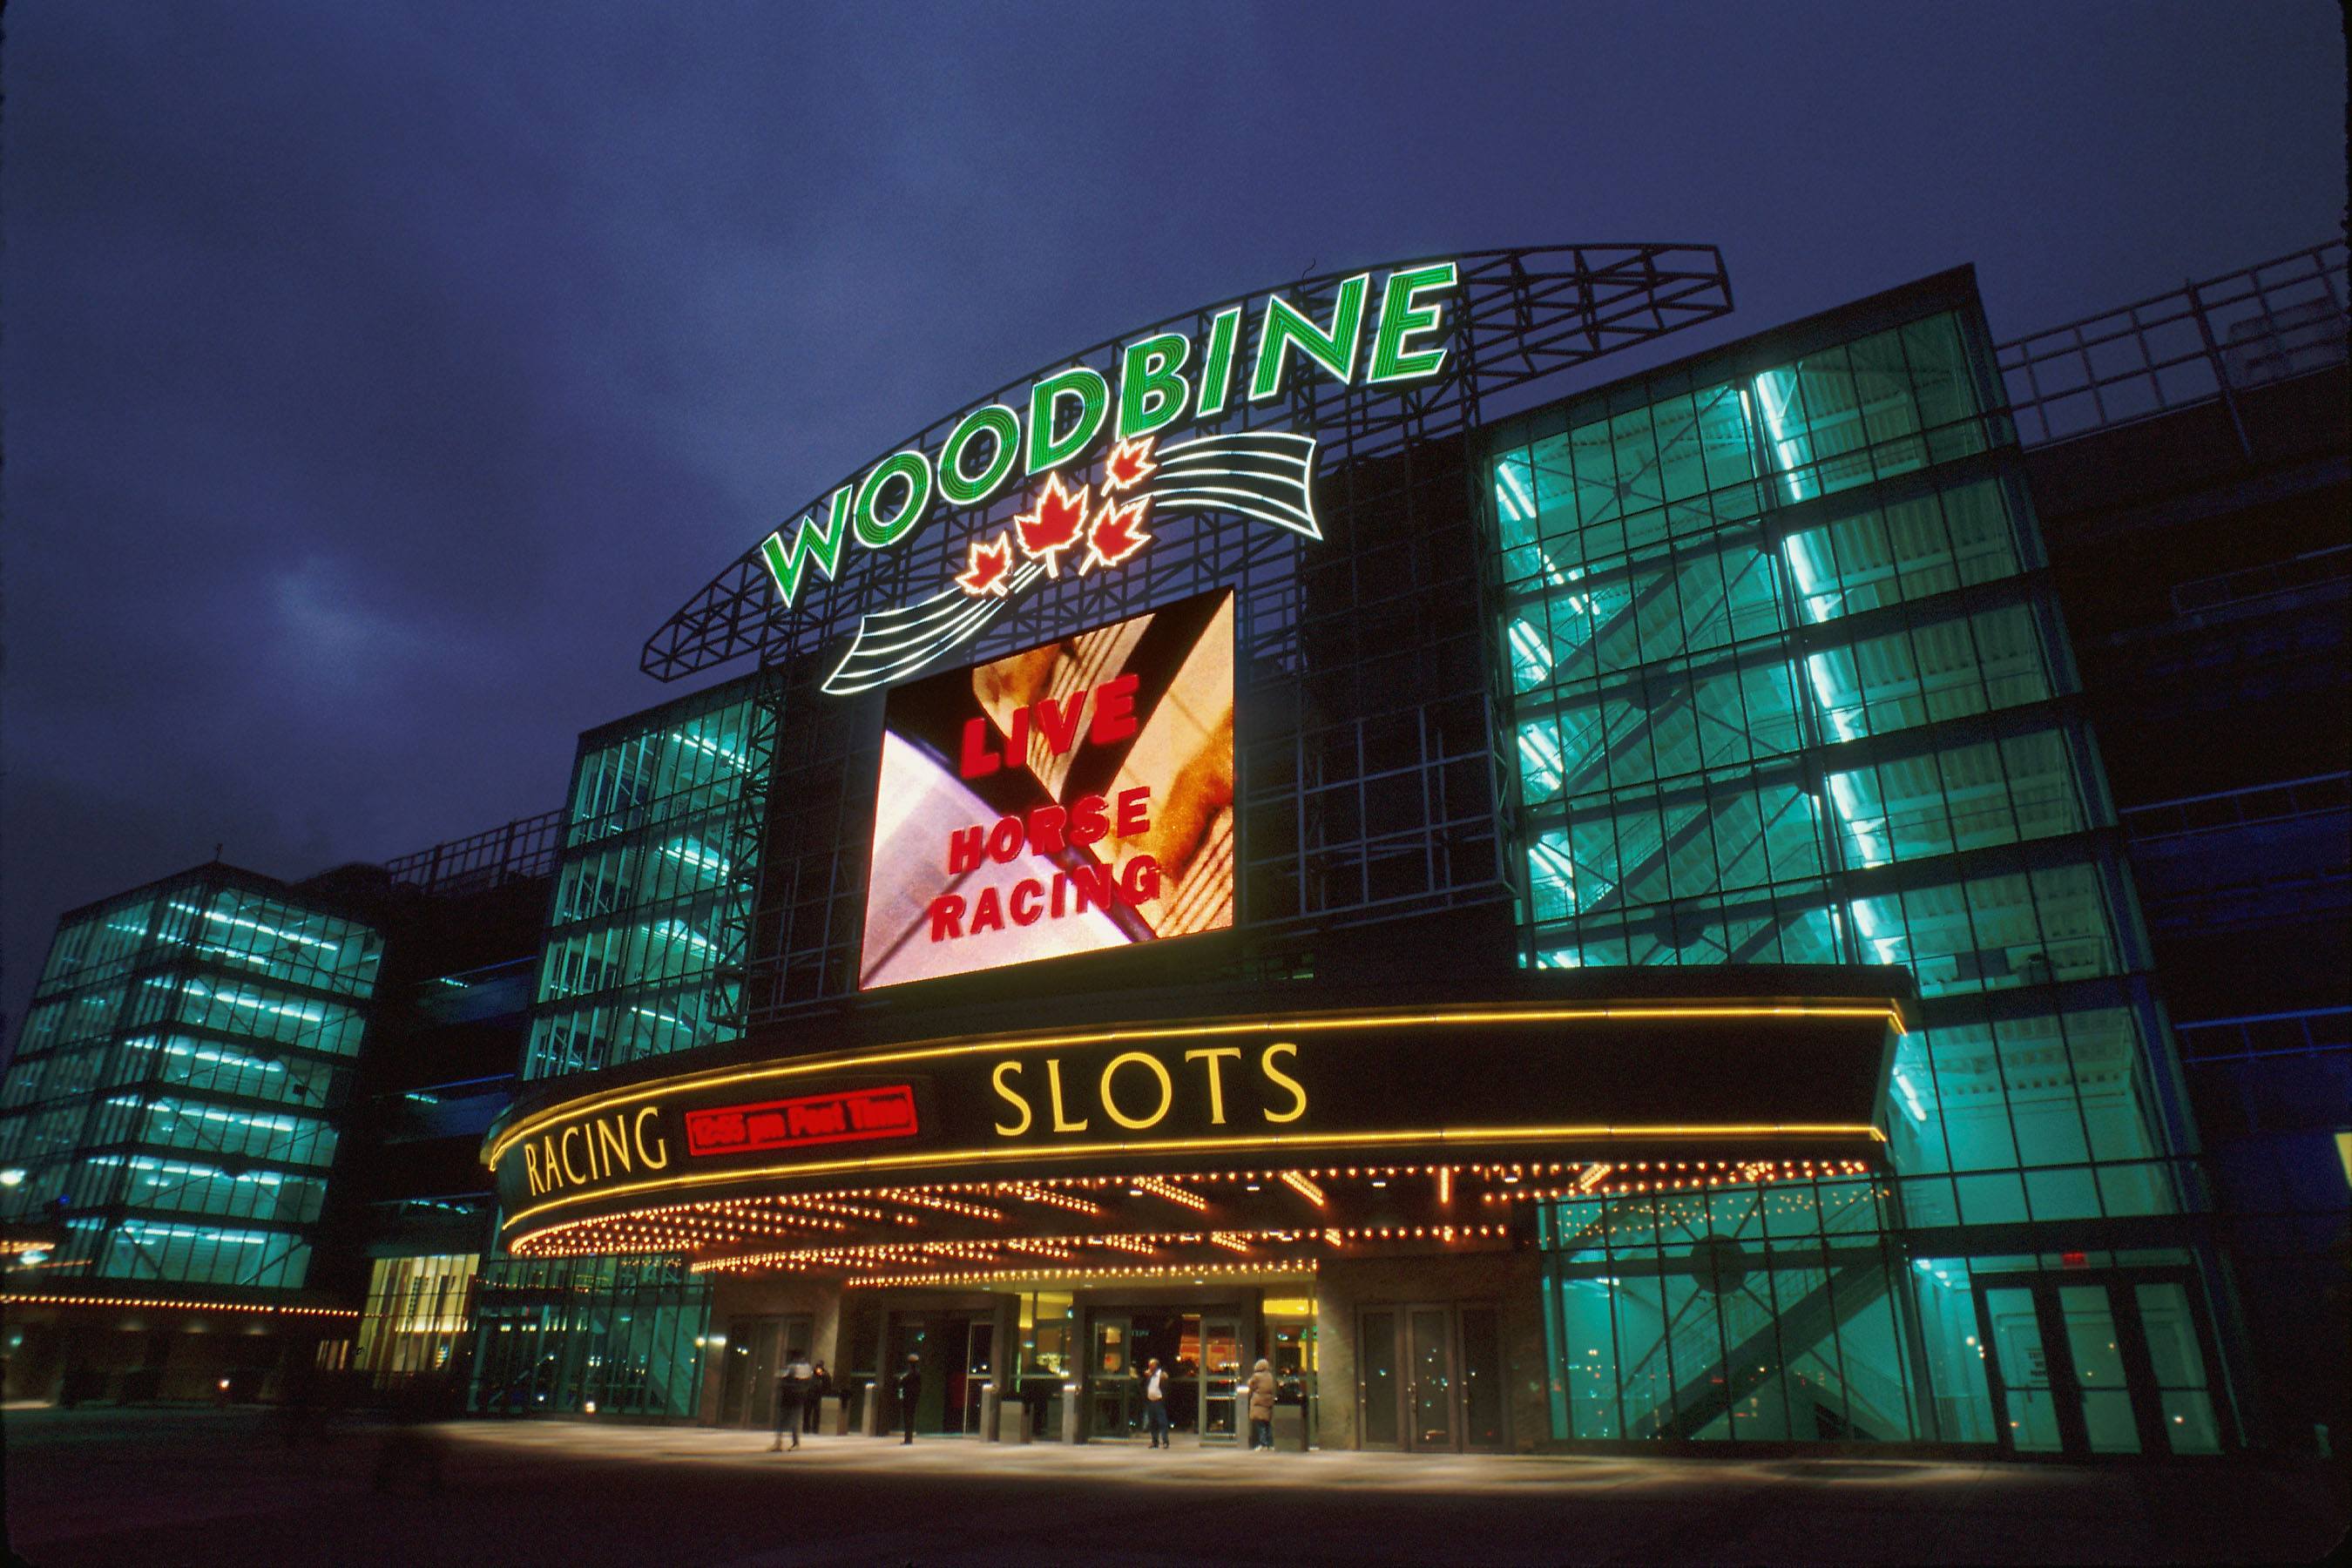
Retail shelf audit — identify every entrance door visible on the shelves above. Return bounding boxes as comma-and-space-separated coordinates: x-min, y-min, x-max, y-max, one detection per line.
1975, 1270, 2227, 1457
1088, 1314, 1134, 1439
716, 1315, 813, 1429
1357, 1304, 1507, 1452
962, 1321, 995, 1436
1201, 1316, 1242, 1443
1406, 1307, 1456, 1450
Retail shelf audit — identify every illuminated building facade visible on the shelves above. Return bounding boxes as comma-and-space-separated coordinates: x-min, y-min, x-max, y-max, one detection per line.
0, 865, 384, 1400
4, 241, 2342, 1459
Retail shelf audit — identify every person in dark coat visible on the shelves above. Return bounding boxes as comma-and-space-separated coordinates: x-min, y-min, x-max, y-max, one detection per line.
804, 1360, 831, 1435
896, 1353, 923, 1444
772, 1348, 814, 1451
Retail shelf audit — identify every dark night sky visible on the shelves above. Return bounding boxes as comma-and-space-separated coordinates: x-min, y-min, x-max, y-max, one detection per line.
3, 1, 2343, 1038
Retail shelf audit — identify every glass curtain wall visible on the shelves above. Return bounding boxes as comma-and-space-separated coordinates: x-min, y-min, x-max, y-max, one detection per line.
465, 1256, 710, 1418
1538, 1176, 1924, 1442
524, 673, 774, 1081
1490, 293, 2198, 1444
476, 679, 765, 1414
0, 870, 382, 1289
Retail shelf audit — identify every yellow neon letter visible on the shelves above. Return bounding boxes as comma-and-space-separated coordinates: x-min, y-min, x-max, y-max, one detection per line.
559, 1125, 588, 1186
1260, 1042, 1307, 1124
633, 1105, 670, 1169
1184, 1047, 1243, 1125
1045, 1058, 1089, 1133
595, 1117, 632, 1176
1100, 1051, 1173, 1131
992, 1060, 1034, 1137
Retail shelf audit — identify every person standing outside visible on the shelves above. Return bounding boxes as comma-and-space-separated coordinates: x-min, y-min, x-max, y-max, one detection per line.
1140, 1357, 1171, 1450
896, 1352, 923, 1444
772, 1348, 815, 1451
805, 1359, 832, 1436
1247, 1358, 1277, 1451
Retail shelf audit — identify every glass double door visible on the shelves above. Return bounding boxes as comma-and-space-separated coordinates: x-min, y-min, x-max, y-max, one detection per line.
1975, 1271, 2226, 1457
1086, 1310, 1242, 1441
1358, 1303, 1504, 1452
715, 1313, 814, 1429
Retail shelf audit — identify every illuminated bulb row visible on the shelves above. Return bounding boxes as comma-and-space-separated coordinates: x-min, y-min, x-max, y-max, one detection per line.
517, 1159, 1871, 1259
690, 1221, 1511, 1275
1130, 1177, 1206, 1212
0, 1293, 358, 1318
844, 1259, 1320, 1289
518, 1163, 1484, 1253
1482, 1159, 1870, 1204
870, 1189, 1007, 1221
997, 1184, 1103, 1215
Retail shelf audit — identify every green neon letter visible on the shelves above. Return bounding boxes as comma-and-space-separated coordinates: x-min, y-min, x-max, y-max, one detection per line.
759, 485, 854, 609
1368, 261, 1458, 383
1248, 272, 1370, 402
853, 449, 933, 550
1027, 366, 1110, 474
940, 404, 1021, 505
1117, 332, 1193, 441
1195, 307, 1244, 420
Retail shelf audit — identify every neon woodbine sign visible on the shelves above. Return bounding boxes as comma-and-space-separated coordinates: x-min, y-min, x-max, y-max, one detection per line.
756, 262, 1460, 694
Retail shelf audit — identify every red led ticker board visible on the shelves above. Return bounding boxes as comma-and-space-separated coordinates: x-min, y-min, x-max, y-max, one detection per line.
682, 1085, 920, 1159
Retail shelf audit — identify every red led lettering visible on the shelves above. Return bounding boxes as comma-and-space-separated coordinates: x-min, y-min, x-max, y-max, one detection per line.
987, 816, 1026, 863
1034, 689, 1087, 756
946, 825, 986, 875
957, 717, 1001, 781
1090, 672, 1139, 747
1009, 879, 1044, 925
928, 895, 965, 942
1026, 804, 1068, 854
1068, 794, 1108, 847
1068, 863, 1116, 914
970, 885, 1005, 934
1121, 854, 1162, 903
1115, 786, 1152, 838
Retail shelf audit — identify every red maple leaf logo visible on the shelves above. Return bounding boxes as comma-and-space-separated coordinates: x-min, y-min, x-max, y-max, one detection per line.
1101, 435, 1159, 494
955, 531, 1014, 598
1013, 473, 1092, 577
1085, 493, 1152, 571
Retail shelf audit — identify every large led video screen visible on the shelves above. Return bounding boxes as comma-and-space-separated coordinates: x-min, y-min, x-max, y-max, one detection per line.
860, 591, 1235, 990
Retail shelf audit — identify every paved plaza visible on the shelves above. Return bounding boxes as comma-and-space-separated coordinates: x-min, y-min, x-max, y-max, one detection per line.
4, 1406, 2347, 1565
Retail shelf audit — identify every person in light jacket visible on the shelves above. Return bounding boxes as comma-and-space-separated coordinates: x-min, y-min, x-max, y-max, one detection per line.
1247, 1358, 1278, 1451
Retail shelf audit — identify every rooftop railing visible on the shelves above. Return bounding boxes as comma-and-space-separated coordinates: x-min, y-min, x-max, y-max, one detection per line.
383, 808, 565, 896
1997, 240, 2349, 450
2120, 772, 2351, 841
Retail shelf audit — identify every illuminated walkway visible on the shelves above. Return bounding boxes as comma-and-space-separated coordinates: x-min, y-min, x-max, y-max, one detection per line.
7, 1407, 2347, 1565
